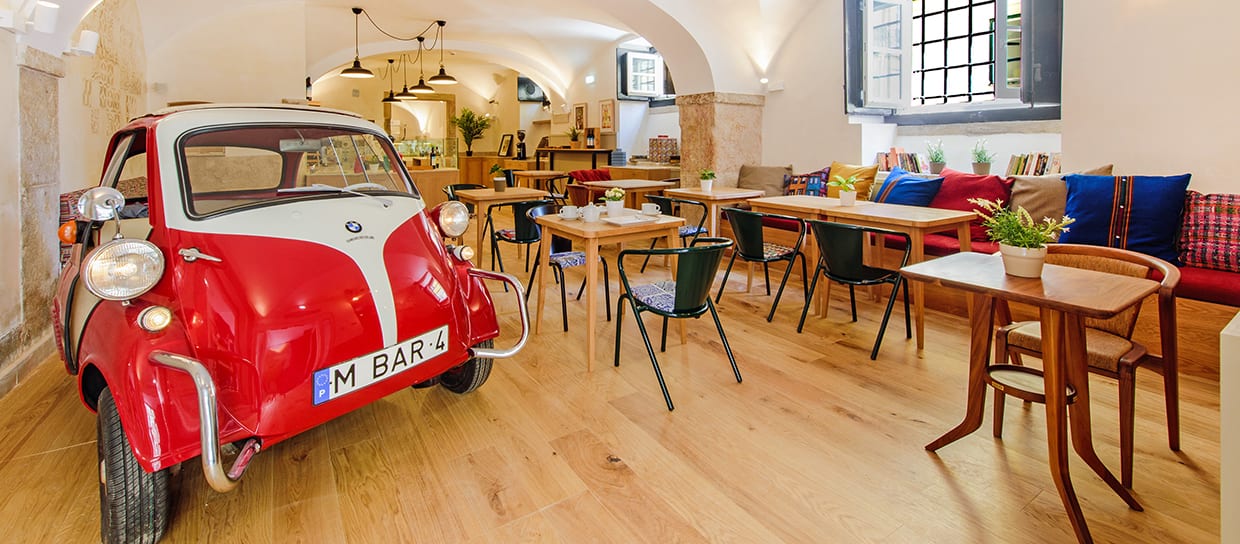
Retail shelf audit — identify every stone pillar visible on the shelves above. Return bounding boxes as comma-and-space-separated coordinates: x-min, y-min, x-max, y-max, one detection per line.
0, 47, 63, 397
676, 92, 765, 188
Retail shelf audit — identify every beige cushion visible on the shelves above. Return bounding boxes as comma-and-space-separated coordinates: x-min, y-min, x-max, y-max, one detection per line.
1006, 321, 1135, 374
1009, 164, 1113, 222
737, 164, 793, 196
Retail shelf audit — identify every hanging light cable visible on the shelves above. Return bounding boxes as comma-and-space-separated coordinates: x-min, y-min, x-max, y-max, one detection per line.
427, 21, 458, 85
395, 53, 418, 100
410, 36, 436, 94
381, 59, 399, 103
340, 7, 374, 79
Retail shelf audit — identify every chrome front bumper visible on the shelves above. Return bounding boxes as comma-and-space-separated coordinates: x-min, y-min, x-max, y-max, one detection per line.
466, 268, 530, 359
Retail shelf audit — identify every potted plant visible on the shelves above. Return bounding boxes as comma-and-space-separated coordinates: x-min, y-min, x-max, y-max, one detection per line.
603, 187, 626, 216
969, 197, 1075, 278
829, 174, 860, 206
971, 139, 995, 175
926, 139, 946, 174
565, 126, 582, 149
449, 108, 492, 157
699, 168, 716, 192
489, 163, 507, 192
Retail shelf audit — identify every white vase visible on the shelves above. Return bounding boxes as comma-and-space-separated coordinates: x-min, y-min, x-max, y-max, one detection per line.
838, 190, 857, 206
606, 199, 625, 216
999, 243, 1047, 278
700, 179, 714, 192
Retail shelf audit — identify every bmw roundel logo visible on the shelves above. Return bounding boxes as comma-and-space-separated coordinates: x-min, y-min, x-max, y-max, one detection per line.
345, 221, 363, 233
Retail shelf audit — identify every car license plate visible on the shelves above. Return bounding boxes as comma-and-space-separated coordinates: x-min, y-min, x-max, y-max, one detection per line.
312, 325, 449, 405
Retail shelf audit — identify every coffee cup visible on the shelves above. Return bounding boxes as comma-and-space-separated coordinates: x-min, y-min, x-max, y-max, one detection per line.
559, 205, 579, 219
641, 203, 661, 215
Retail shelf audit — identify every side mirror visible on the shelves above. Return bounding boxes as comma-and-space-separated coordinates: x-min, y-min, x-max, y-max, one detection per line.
76, 187, 125, 222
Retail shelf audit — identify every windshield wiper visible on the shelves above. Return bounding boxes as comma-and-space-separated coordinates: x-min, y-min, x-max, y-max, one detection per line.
277, 184, 392, 208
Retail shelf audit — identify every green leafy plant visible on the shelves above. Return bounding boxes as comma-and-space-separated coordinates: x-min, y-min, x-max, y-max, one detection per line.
969, 198, 1075, 249
971, 139, 995, 164
828, 174, 859, 192
926, 139, 946, 163
489, 163, 503, 176
449, 108, 493, 156
564, 126, 581, 141
603, 187, 625, 201
699, 169, 716, 180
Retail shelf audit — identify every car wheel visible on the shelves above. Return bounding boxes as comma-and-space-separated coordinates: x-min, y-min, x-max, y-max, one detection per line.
98, 387, 170, 544
439, 339, 493, 394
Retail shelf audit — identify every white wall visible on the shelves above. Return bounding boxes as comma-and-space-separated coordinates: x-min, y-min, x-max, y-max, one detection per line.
1061, 1, 1239, 194
0, 32, 20, 336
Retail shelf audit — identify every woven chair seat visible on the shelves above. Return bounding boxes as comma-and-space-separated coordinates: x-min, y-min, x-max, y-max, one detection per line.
629, 281, 678, 313
762, 242, 796, 259
548, 251, 587, 268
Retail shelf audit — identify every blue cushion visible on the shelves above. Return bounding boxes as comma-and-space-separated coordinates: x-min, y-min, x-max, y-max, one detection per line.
873, 167, 943, 206
1059, 174, 1191, 265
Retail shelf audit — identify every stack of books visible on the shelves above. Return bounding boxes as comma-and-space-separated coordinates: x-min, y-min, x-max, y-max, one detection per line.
1006, 152, 1062, 176
873, 147, 928, 173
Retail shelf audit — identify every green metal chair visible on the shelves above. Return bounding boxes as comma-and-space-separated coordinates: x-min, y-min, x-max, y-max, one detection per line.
543, 175, 572, 206
522, 203, 610, 332
796, 220, 911, 360
485, 199, 552, 275
614, 237, 741, 411
639, 194, 709, 273
716, 207, 809, 322
442, 183, 486, 214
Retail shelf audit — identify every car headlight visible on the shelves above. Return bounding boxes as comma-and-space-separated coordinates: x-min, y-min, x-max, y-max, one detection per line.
436, 201, 470, 237
82, 239, 165, 301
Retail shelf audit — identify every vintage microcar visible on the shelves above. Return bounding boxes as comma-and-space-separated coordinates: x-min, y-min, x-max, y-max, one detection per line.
52, 104, 528, 543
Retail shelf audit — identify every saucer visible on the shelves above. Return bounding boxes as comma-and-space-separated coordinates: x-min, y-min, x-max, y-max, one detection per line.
641, 210, 661, 216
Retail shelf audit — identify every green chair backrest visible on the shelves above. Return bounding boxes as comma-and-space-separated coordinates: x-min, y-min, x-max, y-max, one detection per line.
672, 239, 732, 313
808, 220, 867, 280
723, 207, 768, 259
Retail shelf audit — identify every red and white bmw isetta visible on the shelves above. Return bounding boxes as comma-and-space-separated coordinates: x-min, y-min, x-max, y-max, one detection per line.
52, 104, 528, 543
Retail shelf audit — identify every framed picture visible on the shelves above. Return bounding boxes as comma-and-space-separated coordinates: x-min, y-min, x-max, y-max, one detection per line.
498, 133, 514, 157
573, 102, 587, 131
599, 99, 616, 133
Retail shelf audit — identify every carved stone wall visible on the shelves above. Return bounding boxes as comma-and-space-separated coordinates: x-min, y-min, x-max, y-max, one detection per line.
676, 92, 765, 188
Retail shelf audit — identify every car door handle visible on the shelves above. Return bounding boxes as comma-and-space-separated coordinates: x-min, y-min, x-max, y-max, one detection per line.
178, 248, 222, 263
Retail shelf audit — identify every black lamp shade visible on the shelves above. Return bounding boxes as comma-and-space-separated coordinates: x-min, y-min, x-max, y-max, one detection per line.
341, 58, 374, 79
395, 85, 417, 100
411, 77, 435, 94
427, 66, 457, 85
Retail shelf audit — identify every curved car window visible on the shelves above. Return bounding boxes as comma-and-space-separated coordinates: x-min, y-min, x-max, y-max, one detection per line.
181, 125, 416, 217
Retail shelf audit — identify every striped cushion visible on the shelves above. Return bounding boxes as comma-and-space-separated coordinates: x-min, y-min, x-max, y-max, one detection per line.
1178, 190, 1240, 273
1060, 174, 1191, 265
679, 225, 708, 237
763, 242, 795, 259
548, 251, 587, 268
630, 281, 678, 312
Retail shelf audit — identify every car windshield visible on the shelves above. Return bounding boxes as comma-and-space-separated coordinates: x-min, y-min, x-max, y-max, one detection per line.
179, 125, 418, 217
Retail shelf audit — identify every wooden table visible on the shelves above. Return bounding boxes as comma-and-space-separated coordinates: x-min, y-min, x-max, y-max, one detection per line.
582, 179, 677, 209
454, 187, 549, 265
664, 187, 766, 236
748, 195, 976, 349
901, 252, 1154, 544
511, 170, 565, 191
532, 212, 685, 370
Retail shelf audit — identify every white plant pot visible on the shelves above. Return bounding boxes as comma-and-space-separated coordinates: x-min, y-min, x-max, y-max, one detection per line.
838, 190, 857, 206
999, 243, 1047, 278
605, 199, 625, 216
700, 179, 714, 192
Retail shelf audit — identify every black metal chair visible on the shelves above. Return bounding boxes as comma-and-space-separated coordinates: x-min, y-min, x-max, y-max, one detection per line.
614, 237, 741, 411
716, 207, 809, 322
796, 220, 911, 360
544, 175, 572, 206
522, 204, 610, 332
485, 199, 552, 275
442, 183, 486, 214
639, 195, 709, 273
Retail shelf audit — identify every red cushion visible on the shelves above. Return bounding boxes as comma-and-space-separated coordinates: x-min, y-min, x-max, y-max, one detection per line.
762, 216, 802, 232
569, 169, 611, 182
928, 168, 1012, 241
883, 233, 999, 257
1176, 266, 1240, 306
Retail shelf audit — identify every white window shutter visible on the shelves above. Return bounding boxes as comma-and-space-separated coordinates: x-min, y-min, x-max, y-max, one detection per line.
863, 0, 911, 109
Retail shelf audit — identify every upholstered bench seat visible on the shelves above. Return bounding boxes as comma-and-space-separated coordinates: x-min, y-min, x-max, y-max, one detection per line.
1169, 266, 1240, 307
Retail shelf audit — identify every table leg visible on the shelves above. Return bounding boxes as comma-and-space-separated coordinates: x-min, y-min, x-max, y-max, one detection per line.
926, 293, 994, 451
708, 203, 720, 237
1064, 314, 1144, 511
585, 240, 600, 371
473, 203, 488, 266
1041, 308, 1093, 544
534, 233, 550, 335
909, 230, 926, 350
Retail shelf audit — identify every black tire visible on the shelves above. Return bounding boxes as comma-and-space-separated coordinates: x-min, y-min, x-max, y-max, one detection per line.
98, 388, 170, 544
439, 340, 494, 394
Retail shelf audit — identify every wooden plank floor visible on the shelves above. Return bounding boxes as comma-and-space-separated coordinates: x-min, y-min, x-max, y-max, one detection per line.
0, 220, 1221, 543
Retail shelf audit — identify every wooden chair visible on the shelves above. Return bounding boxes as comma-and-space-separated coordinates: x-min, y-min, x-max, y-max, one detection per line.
716, 207, 809, 322
614, 237, 741, 411
991, 243, 1180, 489
796, 220, 911, 360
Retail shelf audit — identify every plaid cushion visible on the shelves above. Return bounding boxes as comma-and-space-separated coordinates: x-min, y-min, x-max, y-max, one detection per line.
679, 225, 708, 237
1179, 190, 1240, 273
763, 242, 795, 259
630, 281, 678, 312
548, 251, 587, 268
782, 173, 826, 196
496, 229, 517, 241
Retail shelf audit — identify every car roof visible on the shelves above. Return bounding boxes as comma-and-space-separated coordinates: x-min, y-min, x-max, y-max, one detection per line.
141, 103, 363, 121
